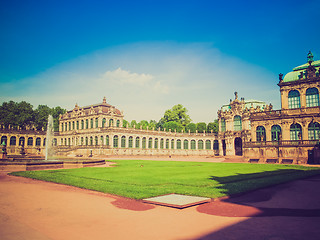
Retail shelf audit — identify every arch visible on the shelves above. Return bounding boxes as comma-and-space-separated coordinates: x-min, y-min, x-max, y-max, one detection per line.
27, 137, 33, 146
106, 135, 109, 146
183, 139, 188, 149
234, 137, 242, 156
234, 115, 242, 131
308, 122, 320, 140
109, 119, 114, 127
135, 137, 140, 148
154, 138, 158, 149
102, 118, 106, 127
165, 139, 169, 149
113, 135, 118, 148
90, 119, 94, 128
85, 137, 88, 145
271, 125, 282, 141
128, 136, 133, 148
116, 120, 120, 127
306, 87, 319, 107
76, 121, 79, 130
101, 136, 104, 145
81, 137, 84, 145
191, 140, 196, 149
171, 139, 174, 149
177, 139, 181, 149
205, 140, 211, 150
19, 137, 25, 146
290, 123, 302, 140
213, 140, 219, 154
10, 136, 17, 146
198, 140, 204, 150
95, 136, 98, 145
160, 138, 164, 149
36, 137, 41, 146
256, 126, 266, 142
220, 118, 226, 132
142, 137, 146, 149
288, 90, 300, 109
81, 120, 84, 129
86, 119, 89, 129
1, 136, 7, 145
148, 138, 153, 149
90, 136, 93, 145
121, 136, 126, 148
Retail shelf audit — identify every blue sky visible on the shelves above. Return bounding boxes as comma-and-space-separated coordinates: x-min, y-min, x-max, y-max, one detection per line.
1, 0, 319, 122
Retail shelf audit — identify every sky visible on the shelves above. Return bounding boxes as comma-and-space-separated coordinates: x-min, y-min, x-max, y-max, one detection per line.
1, 0, 319, 123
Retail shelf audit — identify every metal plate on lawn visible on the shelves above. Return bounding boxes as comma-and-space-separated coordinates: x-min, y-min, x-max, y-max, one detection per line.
143, 194, 211, 209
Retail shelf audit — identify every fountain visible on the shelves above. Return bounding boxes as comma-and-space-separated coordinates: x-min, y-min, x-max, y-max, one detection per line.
45, 115, 54, 161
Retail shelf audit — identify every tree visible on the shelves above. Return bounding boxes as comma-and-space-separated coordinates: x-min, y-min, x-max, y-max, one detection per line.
130, 120, 138, 128
163, 121, 184, 133
196, 122, 207, 133
207, 119, 219, 133
185, 123, 196, 133
123, 119, 129, 128
51, 106, 66, 132
34, 105, 52, 130
160, 104, 191, 127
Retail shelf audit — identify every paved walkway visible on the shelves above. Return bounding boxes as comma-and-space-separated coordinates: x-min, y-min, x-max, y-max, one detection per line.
0, 167, 320, 239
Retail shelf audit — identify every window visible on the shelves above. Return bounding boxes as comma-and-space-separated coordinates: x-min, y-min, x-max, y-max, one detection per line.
221, 118, 226, 132
213, 140, 219, 150
36, 137, 41, 146
85, 137, 88, 145
109, 119, 114, 127
191, 140, 196, 149
113, 135, 118, 148
166, 139, 169, 149
142, 137, 146, 149
61, 124, 64, 132
81, 137, 83, 145
154, 138, 158, 149
256, 126, 266, 142
10, 136, 16, 146
171, 139, 174, 149
121, 136, 126, 148
135, 137, 140, 148
95, 118, 99, 128
77, 121, 79, 130
271, 125, 281, 141
205, 140, 211, 150
288, 90, 301, 109
116, 120, 120, 127
27, 137, 33, 146
128, 136, 133, 148
160, 138, 164, 149
72, 121, 75, 130
198, 140, 204, 149
306, 88, 319, 107
177, 139, 181, 149
102, 118, 106, 127
90, 136, 93, 145
290, 123, 302, 140
90, 119, 93, 128
148, 138, 152, 149
308, 122, 320, 140
86, 119, 89, 129
101, 136, 104, 145
183, 140, 188, 149
95, 136, 98, 145
19, 137, 25, 146
1, 136, 7, 145
81, 120, 84, 129
106, 135, 109, 146
69, 122, 71, 131
65, 123, 67, 131
234, 116, 242, 131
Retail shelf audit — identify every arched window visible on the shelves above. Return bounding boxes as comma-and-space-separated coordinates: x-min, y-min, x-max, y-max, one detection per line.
109, 119, 114, 127
135, 137, 140, 148
166, 139, 169, 149
183, 140, 188, 149
171, 139, 174, 149
81, 137, 84, 145
106, 135, 109, 146
61, 124, 64, 132
36, 137, 41, 146
142, 137, 146, 149
198, 140, 204, 149
234, 116, 242, 131
271, 125, 282, 141
116, 120, 120, 127
69, 122, 71, 131
308, 122, 320, 140
94, 136, 98, 145
10, 136, 16, 146
288, 90, 300, 109
128, 136, 133, 148
85, 137, 88, 145
220, 118, 226, 132
19, 137, 25, 146
256, 126, 266, 142
101, 136, 104, 145
290, 123, 302, 140
121, 136, 126, 148
90, 136, 93, 145
1, 136, 7, 145
72, 121, 75, 130
81, 120, 84, 129
306, 88, 319, 107
205, 140, 211, 150
65, 123, 67, 131
90, 119, 93, 128
177, 139, 181, 149
160, 138, 164, 149
113, 135, 118, 148
76, 121, 79, 130
95, 118, 99, 128
154, 138, 158, 149
27, 137, 33, 146
213, 140, 219, 150
148, 138, 152, 149
86, 119, 89, 129
191, 140, 196, 149
102, 118, 106, 127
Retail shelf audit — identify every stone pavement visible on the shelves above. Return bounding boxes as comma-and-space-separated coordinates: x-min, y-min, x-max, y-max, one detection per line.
0, 170, 320, 240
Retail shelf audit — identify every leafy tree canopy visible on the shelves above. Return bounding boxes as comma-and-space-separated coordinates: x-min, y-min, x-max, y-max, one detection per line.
196, 122, 207, 133
160, 104, 191, 128
207, 119, 219, 133
163, 121, 184, 133
185, 123, 196, 133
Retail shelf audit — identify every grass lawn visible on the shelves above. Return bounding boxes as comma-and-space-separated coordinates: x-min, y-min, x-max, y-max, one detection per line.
10, 160, 320, 199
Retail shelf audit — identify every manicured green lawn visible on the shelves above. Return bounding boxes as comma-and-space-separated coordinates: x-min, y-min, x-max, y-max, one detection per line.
10, 160, 320, 199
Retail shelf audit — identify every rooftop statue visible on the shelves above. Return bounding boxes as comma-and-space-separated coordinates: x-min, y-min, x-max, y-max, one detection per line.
307, 51, 314, 63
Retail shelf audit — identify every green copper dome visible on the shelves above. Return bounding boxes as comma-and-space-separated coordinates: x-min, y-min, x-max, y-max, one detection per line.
283, 59, 320, 83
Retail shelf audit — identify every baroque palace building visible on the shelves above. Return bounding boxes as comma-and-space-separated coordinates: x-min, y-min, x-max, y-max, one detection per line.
1, 52, 319, 163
